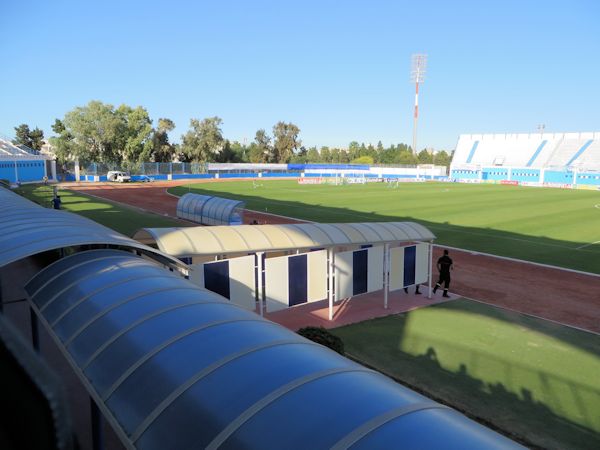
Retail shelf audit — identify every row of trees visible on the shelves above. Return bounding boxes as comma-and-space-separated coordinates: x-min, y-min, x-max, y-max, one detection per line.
14, 100, 453, 167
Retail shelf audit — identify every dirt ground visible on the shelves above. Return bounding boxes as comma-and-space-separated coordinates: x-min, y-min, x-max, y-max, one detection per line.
67, 179, 600, 334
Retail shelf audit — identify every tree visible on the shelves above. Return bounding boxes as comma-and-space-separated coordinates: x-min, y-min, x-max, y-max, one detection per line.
320, 146, 331, 163
417, 149, 433, 164
272, 121, 301, 163
152, 118, 177, 162
51, 101, 122, 164
13, 124, 45, 150
434, 150, 452, 168
348, 141, 360, 161
306, 146, 320, 163
181, 117, 224, 163
116, 105, 154, 167
252, 129, 273, 163
351, 155, 374, 165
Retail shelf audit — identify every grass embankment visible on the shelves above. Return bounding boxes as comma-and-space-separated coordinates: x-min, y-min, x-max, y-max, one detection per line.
170, 180, 600, 273
332, 299, 600, 450
16, 184, 182, 236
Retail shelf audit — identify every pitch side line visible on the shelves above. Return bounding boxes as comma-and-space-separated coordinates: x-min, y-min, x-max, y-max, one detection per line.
434, 244, 600, 278
461, 295, 600, 337
576, 240, 600, 250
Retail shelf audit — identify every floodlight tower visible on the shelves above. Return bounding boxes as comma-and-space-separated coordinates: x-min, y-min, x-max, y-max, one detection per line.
410, 54, 427, 155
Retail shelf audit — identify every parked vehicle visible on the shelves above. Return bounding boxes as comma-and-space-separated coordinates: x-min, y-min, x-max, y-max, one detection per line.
107, 171, 131, 183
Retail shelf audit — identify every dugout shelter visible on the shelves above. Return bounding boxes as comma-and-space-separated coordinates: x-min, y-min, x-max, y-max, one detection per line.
134, 222, 436, 318
176, 193, 244, 225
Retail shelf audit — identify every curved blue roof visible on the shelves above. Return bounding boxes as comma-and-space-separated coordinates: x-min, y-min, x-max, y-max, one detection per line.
25, 249, 522, 450
0, 187, 184, 270
176, 193, 244, 225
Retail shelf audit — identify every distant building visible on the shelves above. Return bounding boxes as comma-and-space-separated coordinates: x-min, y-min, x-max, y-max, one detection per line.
0, 138, 55, 183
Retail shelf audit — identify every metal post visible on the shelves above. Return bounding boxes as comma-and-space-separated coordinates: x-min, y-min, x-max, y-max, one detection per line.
412, 81, 419, 156
257, 252, 264, 316
30, 307, 40, 353
428, 241, 434, 299
383, 244, 390, 309
410, 54, 427, 156
90, 398, 104, 450
328, 248, 335, 321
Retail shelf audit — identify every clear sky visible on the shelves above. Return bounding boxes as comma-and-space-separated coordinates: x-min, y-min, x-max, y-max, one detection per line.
1, 0, 599, 151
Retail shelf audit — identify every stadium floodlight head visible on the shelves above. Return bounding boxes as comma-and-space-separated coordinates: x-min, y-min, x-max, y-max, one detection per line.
411, 54, 427, 83
410, 54, 427, 155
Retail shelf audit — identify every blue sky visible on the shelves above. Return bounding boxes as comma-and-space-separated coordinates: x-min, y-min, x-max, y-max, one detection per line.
1, 0, 599, 151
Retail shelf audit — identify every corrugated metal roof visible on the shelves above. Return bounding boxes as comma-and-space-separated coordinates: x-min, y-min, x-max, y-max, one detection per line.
0, 187, 184, 270
134, 222, 435, 257
25, 249, 520, 450
0, 137, 49, 159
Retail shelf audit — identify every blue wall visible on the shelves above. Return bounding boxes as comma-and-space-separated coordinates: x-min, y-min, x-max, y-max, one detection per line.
577, 172, 600, 186
544, 171, 574, 184
0, 160, 45, 183
482, 168, 509, 181
510, 169, 540, 182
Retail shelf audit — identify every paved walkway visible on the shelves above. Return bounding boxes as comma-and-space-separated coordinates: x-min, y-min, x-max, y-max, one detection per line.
265, 288, 455, 330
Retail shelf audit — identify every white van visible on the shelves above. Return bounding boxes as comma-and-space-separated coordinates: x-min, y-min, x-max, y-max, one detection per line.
107, 171, 131, 183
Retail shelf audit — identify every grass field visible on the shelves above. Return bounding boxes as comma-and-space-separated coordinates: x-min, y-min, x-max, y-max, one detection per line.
15, 184, 182, 236
170, 180, 600, 273
331, 299, 600, 450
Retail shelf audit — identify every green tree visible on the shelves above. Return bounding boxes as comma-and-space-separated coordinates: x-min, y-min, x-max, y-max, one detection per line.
181, 117, 224, 163
434, 150, 452, 168
351, 155, 374, 164
417, 149, 433, 164
272, 121, 301, 163
320, 146, 331, 163
252, 129, 273, 163
348, 141, 360, 160
13, 124, 45, 150
152, 118, 177, 162
14, 124, 33, 148
52, 101, 122, 164
117, 105, 154, 167
229, 140, 249, 162
306, 146, 320, 162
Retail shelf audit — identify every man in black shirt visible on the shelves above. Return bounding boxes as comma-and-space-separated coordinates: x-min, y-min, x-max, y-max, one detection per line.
433, 249, 453, 298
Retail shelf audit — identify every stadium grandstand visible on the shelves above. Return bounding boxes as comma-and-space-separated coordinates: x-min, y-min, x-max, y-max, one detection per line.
450, 132, 600, 189
0, 137, 56, 183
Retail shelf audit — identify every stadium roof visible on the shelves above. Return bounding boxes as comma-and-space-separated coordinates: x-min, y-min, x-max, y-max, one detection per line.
25, 249, 520, 450
134, 222, 436, 257
0, 137, 49, 160
0, 187, 185, 270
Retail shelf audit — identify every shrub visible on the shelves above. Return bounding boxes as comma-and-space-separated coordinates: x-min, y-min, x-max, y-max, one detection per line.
297, 326, 344, 355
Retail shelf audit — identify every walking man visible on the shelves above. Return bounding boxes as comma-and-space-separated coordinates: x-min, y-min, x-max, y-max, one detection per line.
433, 249, 453, 298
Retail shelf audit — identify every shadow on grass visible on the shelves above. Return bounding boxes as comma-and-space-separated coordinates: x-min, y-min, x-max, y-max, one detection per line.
168, 183, 600, 274
332, 301, 600, 450
15, 184, 184, 237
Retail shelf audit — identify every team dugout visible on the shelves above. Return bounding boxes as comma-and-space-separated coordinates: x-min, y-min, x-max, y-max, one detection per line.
177, 193, 244, 225
134, 222, 436, 318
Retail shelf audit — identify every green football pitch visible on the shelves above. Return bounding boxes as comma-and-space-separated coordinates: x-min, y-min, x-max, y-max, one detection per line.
331, 299, 600, 450
170, 180, 600, 274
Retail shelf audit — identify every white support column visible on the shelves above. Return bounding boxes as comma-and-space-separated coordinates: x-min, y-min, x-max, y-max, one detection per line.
507, 167, 512, 181
50, 160, 57, 181
74, 159, 81, 182
257, 252, 264, 317
328, 248, 334, 321
383, 244, 390, 309
573, 168, 577, 186
428, 241, 434, 299
540, 168, 545, 184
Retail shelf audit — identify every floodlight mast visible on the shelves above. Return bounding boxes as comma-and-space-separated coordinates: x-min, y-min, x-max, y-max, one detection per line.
410, 54, 427, 156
